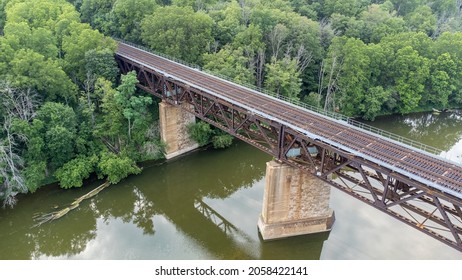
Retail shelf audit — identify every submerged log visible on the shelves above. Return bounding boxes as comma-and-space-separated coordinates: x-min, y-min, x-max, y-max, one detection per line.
33, 181, 110, 227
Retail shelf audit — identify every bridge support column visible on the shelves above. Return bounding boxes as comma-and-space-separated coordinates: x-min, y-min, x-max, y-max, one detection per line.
159, 101, 199, 159
258, 160, 335, 240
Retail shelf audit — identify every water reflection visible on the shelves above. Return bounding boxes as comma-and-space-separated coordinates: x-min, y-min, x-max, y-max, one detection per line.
3, 111, 461, 259
362, 111, 462, 163
0, 141, 327, 259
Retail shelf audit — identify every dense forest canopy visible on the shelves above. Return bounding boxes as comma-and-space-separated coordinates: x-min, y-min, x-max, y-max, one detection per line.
67, 0, 462, 117
1, 0, 462, 207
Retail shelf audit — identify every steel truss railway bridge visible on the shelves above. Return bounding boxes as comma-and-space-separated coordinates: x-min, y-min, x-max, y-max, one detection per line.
115, 41, 462, 253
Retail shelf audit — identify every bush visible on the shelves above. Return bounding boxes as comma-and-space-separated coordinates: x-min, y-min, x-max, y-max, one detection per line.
212, 134, 233, 149
187, 121, 213, 146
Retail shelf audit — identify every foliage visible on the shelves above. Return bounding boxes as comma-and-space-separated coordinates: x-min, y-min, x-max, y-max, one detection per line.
111, 0, 157, 42
141, 5, 214, 64
212, 133, 233, 149
115, 71, 152, 141
3, 0, 462, 206
55, 155, 98, 188
187, 121, 233, 149
187, 121, 213, 147
264, 56, 302, 99
97, 151, 141, 184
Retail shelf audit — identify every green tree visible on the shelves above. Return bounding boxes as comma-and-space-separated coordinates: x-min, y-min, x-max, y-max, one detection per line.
323, 0, 369, 17
12, 118, 47, 192
98, 151, 141, 184
434, 32, 462, 105
115, 71, 152, 141
62, 22, 116, 84
36, 102, 78, 170
335, 38, 371, 116
425, 53, 457, 108
4, 0, 81, 51
264, 56, 302, 99
80, 0, 115, 32
404, 5, 437, 35
141, 6, 214, 64
390, 0, 424, 16
3, 22, 58, 59
345, 4, 406, 44
203, 46, 256, 85
112, 0, 157, 42
8, 49, 77, 102
208, 0, 244, 46
212, 132, 233, 149
172, 0, 218, 11
46, 126, 76, 170
187, 121, 213, 147
389, 46, 430, 113
84, 48, 119, 84
95, 78, 125, 153
55, 155, 98, 188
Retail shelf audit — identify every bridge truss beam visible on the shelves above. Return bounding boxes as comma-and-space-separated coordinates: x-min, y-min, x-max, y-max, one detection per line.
117, 56, 462, 252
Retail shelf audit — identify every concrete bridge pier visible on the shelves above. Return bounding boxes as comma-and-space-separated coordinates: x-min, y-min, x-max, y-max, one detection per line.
258, 160, 335, 240
159, 101, 199, 159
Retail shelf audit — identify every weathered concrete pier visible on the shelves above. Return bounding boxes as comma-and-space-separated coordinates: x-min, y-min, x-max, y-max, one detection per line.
159, 101, 198, 159
258, 160, 335, 240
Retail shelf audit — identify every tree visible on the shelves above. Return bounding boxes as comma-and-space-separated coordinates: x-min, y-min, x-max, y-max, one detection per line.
389, 46, 430, 113
209, 0, 244, 47
425, 53, 457, 108
187, 121, 213, 146
97, 151, 141, 184
0, 121, 27, 208
203, 46, 256, 85
3, 22, 58, 59
390, 0, 424, 16
4, 0, 81, 52
405, 5, 437, 36
323, 0, 369, 18
0, 82, 39, 206
335, 38, 371, 116
80, 0, 116, 33
231, 24, 265, 86
111, 0, 158, 43
264, 56, 302, 99
172, 0, 218, 11
141, 6, 214, 64
8, 49, 77, 102
434, 32, 462, 105
62, 22, 116, 84
36, 102, 78, 170
55, 155, 98, 188
0, 0, 7, 32
115, 71, 152, 141
95, 78, 125, 153
344, 4, 406, 44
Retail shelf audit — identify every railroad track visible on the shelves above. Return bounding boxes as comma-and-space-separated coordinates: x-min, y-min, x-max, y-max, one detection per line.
116, 42, 462, 197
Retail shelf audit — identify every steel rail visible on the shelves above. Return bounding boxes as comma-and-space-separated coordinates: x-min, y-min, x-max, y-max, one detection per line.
115, 42, 462, 199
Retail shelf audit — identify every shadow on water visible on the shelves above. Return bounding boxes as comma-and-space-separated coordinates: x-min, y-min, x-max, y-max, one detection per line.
0, 140, 329, 259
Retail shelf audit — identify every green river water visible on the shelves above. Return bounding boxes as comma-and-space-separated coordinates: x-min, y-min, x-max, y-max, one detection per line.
1, 111, 462, 259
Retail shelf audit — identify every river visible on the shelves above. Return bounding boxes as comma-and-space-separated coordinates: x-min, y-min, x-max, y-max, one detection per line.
1, 111, 461, 259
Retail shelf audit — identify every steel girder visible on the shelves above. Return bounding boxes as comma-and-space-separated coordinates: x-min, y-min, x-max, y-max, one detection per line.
116, 55, 462, 252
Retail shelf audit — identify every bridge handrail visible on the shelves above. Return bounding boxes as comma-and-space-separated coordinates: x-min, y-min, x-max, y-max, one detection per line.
115, 38, 445, 158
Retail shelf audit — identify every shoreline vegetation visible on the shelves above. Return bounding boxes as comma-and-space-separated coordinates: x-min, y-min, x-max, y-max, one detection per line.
2, 0, 462, 207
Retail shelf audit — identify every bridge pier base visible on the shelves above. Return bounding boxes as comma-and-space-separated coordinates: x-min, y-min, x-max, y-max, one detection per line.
258, 160, 335, 240
159, 101, 199, 159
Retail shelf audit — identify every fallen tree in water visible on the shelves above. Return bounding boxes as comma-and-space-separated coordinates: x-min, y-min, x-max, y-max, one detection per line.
33, 181, 110, 227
